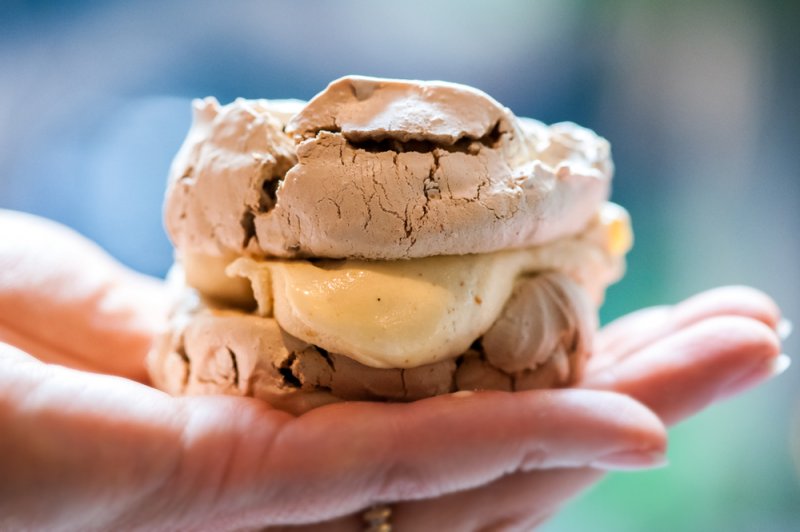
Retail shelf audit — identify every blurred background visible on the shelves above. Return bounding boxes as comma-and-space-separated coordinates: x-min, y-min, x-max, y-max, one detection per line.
1, 0, 798, 529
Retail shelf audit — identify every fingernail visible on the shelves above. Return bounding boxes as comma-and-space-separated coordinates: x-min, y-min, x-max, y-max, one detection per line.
590, 450, 668, 471
770, 354, 791, 377
777, 319, 793, 341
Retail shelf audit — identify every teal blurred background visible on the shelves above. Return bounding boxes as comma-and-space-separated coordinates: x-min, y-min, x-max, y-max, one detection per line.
1, 1, 798, 530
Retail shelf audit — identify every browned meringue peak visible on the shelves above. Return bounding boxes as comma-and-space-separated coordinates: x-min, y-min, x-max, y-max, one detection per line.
481, 272, 595, 374
285, 76, 517, 146
164, 97, 299, 258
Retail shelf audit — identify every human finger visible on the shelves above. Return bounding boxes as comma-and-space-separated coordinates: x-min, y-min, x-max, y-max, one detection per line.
283, 307, 785, 531
585, 316, 782, 425
0, 344, 665, 530
388, 467, 600, 532
0, 342, 189, 529
269, 468, 602, 532
592, 285, 781, 373
220, 389, 665, 528
0, 210, 168, 380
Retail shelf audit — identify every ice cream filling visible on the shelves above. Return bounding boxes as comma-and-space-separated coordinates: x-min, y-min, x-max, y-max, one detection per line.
187, 202, 630, 369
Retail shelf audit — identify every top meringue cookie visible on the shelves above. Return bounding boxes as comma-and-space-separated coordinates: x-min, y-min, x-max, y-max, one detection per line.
165, 75, 613, 260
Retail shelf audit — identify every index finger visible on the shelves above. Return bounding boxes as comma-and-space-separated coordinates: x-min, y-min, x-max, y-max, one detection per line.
216, 389, 666, 527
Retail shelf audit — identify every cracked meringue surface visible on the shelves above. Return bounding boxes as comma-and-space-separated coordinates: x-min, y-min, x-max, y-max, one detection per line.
165, 76, 612, 260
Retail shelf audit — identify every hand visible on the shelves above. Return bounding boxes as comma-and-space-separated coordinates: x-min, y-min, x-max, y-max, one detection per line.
0, 210, 783, 530
286, 289, 785, 531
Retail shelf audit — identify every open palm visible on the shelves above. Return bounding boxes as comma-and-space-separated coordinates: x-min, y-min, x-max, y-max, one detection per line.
0, 210, 783, 531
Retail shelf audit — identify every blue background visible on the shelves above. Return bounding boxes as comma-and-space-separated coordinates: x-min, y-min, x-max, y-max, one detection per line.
1, 1, 798, 530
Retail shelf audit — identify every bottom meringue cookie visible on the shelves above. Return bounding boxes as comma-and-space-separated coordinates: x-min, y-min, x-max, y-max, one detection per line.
148, 272, 594, 415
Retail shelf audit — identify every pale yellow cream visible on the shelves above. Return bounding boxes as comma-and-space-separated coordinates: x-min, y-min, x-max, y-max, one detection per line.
216, 203, 631, 369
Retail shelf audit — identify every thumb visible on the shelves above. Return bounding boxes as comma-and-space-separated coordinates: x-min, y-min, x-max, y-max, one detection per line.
0, 210, 168, 380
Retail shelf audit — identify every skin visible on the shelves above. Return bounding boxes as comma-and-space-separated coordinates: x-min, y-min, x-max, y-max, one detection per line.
0, 209, 784, 531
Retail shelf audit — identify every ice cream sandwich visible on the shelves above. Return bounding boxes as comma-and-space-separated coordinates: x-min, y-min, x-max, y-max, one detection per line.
148, 76, 632, 414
